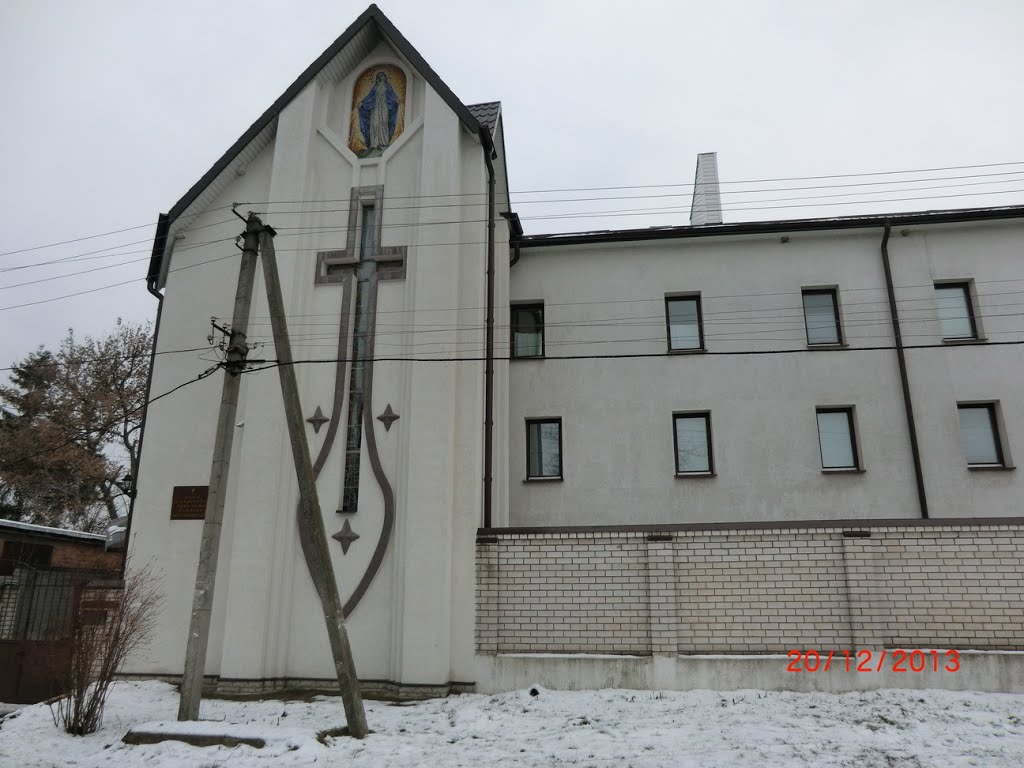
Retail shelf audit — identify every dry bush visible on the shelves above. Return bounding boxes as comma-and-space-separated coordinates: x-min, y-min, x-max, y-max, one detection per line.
49, 561, 162, 735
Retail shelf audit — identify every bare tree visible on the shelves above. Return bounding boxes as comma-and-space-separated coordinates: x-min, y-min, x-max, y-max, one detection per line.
49, 561, 162, 735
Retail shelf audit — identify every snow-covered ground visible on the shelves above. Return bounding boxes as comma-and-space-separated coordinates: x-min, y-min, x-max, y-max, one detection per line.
1, 681, 1022, 767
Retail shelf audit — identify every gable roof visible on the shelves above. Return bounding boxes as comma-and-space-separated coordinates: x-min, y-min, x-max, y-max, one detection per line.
148, 4, 493, 289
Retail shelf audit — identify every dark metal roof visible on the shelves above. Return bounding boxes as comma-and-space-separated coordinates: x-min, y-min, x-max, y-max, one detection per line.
0, 519, 106, 546
148, 4, 486, 286
467, 101, 501, 138
515, 204, 1024, 249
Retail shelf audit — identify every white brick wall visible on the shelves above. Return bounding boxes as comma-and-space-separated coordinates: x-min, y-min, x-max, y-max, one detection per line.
476, 522, 1024, 655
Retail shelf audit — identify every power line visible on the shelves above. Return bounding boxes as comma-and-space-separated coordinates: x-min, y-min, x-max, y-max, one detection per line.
5, 207, 1024, 313
240, 170, 1024, 214
0, 207, 234, 261
4, 161, 1023, 264
0, 242, 237, 312
0, 368, 217, 470
239, 305, 1024, 343
237, 338, 1024, 370
0, 217, 240, 275
6, 337, 1020, 468
243, 187, 1024, 236
240, 160, 1024, 205
0, 346, 214, 374
0, 222, 159, 259
0, 253, 152, 291
239, 280, 1024, 322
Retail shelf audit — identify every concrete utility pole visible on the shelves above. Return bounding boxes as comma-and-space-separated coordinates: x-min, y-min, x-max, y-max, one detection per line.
257, 226, 369, 739
178, 213, 261, 721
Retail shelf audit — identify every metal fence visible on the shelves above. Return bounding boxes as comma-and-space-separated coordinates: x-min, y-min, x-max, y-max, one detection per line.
0, 562, 107, 641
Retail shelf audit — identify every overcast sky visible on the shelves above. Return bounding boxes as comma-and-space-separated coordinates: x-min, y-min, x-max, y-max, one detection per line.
1, 0, 1023, 374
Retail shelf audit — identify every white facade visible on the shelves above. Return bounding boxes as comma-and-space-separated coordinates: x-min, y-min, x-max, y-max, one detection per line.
126, 6, 1023, 695
128, 9, 511, 691
508, 219, 1023, 527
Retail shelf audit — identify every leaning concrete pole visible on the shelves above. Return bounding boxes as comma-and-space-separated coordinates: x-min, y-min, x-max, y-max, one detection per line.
178, 213, 261, 721
257, 226, 369, 738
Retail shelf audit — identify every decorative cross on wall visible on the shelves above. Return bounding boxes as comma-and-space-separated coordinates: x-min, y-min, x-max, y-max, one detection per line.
312, 185, 405, 547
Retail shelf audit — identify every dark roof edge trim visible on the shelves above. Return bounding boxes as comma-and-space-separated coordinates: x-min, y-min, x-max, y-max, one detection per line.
151, 4, 484, 284
167, 4, 374, 223
146, 213, 170, 291
515, 204, 1024, 248
372, 7, 482, 136
477, 515, 1024, 537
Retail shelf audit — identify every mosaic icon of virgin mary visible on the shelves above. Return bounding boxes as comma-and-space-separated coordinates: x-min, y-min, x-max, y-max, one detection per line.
349, 66, 406, 158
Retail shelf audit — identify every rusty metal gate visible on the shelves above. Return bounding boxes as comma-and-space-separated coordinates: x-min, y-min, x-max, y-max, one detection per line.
0, 563, 99, 703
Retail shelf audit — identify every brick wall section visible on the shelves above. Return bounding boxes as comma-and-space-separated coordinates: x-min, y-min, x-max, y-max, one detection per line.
476, 522, 1024, 655
488, 533, 650, 654
646, 537, 678, 654
675, 530, 851, 653
853, 528, 1024, 650
51, 544, 122, 572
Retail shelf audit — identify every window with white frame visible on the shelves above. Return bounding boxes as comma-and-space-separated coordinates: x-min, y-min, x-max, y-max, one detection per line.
935, 283, 977, 340
802, 288, 842, 345
957, 403, 1005, 466
816, 407, 859, 470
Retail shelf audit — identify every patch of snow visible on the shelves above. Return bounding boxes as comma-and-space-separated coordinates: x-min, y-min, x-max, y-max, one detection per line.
0, 680, 1021, 766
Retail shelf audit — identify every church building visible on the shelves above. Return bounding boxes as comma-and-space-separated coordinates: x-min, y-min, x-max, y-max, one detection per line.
127, 5, 1024, 696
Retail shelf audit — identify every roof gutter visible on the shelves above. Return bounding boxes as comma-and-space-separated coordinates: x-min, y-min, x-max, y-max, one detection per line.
517, 204, 1024, 249
124, 214, 172, 572
481, 127, 497, 529
502, 211, 523, 267
880, 223, 929, 519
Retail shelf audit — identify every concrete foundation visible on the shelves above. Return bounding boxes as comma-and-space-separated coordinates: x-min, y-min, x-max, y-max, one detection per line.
476, 651, 1024, 695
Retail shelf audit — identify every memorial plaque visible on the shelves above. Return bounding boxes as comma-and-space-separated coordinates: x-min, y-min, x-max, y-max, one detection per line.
170, 485, 209, 520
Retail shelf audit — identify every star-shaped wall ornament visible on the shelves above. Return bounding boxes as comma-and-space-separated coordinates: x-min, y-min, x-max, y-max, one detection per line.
306, 405, 329, 434
376, 403, 400, 432
332, 519, 360, 554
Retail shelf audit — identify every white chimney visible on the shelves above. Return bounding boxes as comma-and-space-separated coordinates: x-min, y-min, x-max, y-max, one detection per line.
690, 152, 723, 226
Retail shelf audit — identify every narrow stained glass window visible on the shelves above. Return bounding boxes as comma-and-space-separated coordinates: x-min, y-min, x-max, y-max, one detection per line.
340, 205, 376, 514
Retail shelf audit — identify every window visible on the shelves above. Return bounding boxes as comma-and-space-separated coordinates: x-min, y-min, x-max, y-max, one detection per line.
673, 412, 713, 475
957, 404, 1004, 466
666, 295, 704, 351
816, 408, 859, 470
526, 418, 562, 479
512, 304, 544, 358
935, 283, 977, 340
802, 288, 842, 345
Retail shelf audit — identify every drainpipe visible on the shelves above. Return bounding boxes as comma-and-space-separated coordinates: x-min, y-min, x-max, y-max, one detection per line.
121, 215, 172, 573
481, 129, 496, 529
880, 223, 929, 519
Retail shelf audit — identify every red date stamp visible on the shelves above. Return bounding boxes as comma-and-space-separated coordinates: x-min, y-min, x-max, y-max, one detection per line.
786, 649, 960, 673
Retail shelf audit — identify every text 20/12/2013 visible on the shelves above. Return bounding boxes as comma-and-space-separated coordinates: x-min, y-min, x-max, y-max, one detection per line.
786, 649, 960, 673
